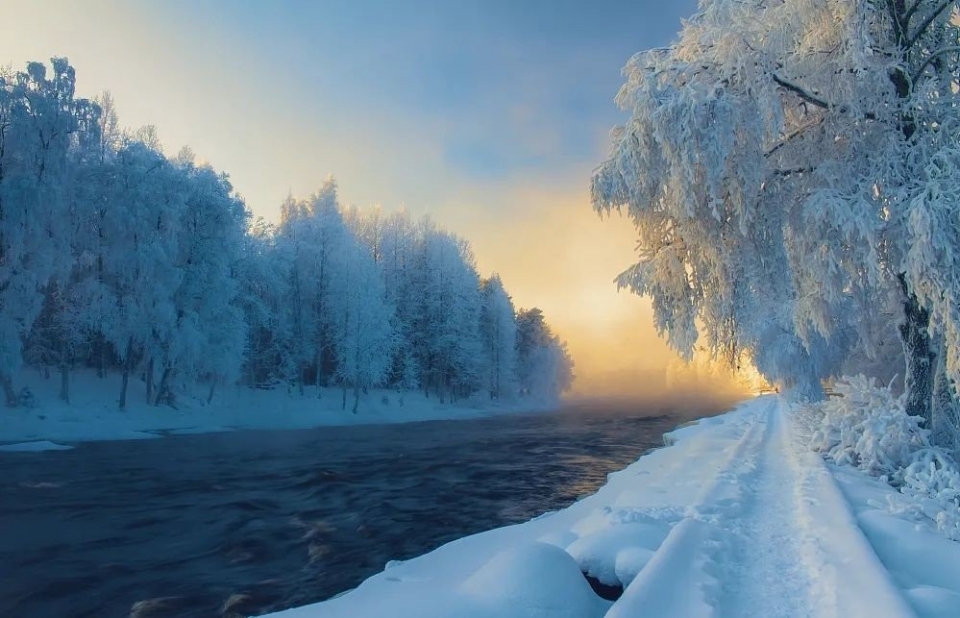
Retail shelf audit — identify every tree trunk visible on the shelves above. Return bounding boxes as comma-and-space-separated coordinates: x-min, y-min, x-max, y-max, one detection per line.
931, 340, 955, 450
155, 367, 172, 407
119, 338, 134, 410
59, 363, 70, 404
899, 282, 935, 425
352, 384, 360, 414
146, 357, 154, 405
342, 384, 347, 410
315, 348, 323, 399
98, 337, 105, 379
1, 372, 17, 407
207, 381, 217, 405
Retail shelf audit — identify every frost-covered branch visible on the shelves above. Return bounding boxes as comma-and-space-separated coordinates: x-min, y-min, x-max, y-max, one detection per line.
903, 0, 924, 26
765, 119, 824, 157
906, 0, 956, 48
886, 0, 909, 47
772, 73, 831, 109
772, 167, 816, 177
593, 0, 960, 417
912, 45, 960, 82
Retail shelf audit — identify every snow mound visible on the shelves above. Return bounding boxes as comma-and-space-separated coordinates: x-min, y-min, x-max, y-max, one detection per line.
0, 440, 74, 452
458, 542, 607, 618
565, 521, 666, 587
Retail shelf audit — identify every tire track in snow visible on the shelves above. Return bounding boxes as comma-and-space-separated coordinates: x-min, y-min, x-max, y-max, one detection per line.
718, 400, 815, 618
607, 398, 776, 618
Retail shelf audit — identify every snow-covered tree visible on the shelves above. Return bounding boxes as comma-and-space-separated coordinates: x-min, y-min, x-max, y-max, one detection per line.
592, 0, 960, 421
151, 152, 248, 405
97, 139, 183, 409
376, 210, 423, 393
0, 58, 98, 405
412, 220, 484, 401
479, 275, 518, 399
331, 237, 396, 412
276, 178, 350, 396
0, 57, 571, 415
516, 308, 574, 400
237, 218, 291, 388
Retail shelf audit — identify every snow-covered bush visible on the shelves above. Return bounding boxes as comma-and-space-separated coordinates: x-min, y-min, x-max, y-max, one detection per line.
890, 449, 960, 541
804, 375, 960, 540
808, 375, 928, 476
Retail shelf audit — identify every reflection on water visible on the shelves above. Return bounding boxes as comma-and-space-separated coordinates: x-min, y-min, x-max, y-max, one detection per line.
0, 400, 729, 618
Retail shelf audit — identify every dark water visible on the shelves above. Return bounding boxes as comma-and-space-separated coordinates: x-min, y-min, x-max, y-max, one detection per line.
0, 401, 722, 618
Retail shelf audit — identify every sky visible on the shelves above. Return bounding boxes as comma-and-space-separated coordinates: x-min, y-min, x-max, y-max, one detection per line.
4, 0, 748, 400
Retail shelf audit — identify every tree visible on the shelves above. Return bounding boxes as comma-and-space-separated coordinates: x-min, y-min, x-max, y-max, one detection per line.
331, 237, 395, 412
412, 221, 484, 401
97, 138, 182, 409
0, 58, 91, 405
516, 308, 574, 400
153, 152, 248, 405
592, 0, 960, 421
479, 275, 518, 399
237, 218, 291, 388
276, 178, 349, 396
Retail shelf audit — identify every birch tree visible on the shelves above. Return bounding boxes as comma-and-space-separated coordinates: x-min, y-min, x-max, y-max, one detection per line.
593, 0, 960, 418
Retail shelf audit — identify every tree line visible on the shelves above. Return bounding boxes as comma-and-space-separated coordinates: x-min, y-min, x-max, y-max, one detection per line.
0, 59, 573, 411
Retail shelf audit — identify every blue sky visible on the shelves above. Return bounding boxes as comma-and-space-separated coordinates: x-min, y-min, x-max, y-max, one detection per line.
5, 0, 709, 395
111, 0, 698, 210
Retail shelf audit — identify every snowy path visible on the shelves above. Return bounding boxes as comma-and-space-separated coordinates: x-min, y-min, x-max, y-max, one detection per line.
615, 399, 915, 618
718, 401, 815, 617
267, 398, 941, 618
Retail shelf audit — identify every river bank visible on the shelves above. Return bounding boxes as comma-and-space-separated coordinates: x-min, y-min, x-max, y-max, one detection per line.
0, 369, 559, 449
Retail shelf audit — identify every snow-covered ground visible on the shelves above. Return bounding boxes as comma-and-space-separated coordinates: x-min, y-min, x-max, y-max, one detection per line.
266, 397, 960, 618
0, 370, 556, 449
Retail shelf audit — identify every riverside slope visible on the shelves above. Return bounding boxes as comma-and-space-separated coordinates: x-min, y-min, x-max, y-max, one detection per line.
268, 397, 960, 618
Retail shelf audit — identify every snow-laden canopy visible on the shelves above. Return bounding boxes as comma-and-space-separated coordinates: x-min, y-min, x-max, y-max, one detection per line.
593, 0, 960, 422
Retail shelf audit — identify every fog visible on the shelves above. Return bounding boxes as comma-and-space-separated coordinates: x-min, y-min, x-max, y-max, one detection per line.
454, 181, 755, 409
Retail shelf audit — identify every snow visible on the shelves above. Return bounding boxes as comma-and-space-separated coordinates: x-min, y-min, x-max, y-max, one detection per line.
0, 369, 557, 448
265, 396, 960, 618
831, 466, 960, 617
0, 440, 73, 452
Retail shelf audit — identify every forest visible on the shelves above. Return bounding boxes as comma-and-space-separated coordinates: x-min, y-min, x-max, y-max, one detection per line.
0, 59, 573, 413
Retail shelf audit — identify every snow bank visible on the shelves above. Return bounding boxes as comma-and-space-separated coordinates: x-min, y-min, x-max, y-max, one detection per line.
0, 440, 74, 452
266, 396, 960, 618
800, 375, 960, 541
0, 369, 557, 447
265, 400, 757, 618
796, 375, 960, 615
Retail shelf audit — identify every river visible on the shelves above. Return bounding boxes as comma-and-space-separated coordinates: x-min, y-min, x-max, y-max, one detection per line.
0, 400, 728, 618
